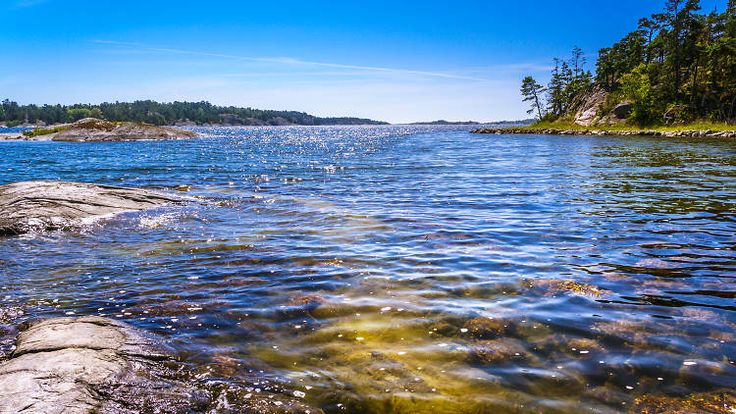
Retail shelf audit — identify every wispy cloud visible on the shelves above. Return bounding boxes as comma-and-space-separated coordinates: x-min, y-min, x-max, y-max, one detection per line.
486, 63, 556, 73
92, 40, 491, 82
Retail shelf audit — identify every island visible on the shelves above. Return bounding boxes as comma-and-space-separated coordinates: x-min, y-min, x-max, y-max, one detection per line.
19, 118, 199, 142
409, 120, 481, 125
476, 1, 736, 138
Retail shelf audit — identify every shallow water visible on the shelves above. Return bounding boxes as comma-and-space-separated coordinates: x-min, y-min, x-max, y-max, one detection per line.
1, 126, 735, 412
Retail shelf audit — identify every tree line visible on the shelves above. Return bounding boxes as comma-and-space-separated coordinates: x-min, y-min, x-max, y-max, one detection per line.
521, 0, 736, 125
0, 100, 386, 126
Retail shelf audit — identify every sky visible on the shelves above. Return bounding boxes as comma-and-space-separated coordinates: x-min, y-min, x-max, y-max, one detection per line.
0, 0, 727, 123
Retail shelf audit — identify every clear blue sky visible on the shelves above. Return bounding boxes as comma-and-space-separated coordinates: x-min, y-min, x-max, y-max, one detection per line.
1, 0, 726, 123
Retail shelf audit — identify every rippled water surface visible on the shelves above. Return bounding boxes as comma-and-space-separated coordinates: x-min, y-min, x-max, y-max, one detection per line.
1, 126, 735, 413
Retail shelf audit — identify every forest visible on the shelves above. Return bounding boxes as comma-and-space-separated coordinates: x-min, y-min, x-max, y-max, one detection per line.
522, 0, 736, 125
0, 100, 386, 126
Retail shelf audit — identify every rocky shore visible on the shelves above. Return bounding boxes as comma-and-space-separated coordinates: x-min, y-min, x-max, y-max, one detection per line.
0, 316, 173, 413
472, 127, 736, 138
0, 132, 24, 141
20, 118, 198, 142
0, 317, 320, 413
0, 180, 321, 412
0, 181, 183, 235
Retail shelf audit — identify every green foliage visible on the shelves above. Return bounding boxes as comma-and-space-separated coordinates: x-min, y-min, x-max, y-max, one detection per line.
520, 76, 546, 119
22, 125, 70, 138
0, 100, 386, 126
533, 0, 736, 126
547, 59, 572, 116
620, 64, 657, 124
541, 47, 593, 119
596, 31, 646, 88
67, 107, 103, 121
516, 119, 735, 133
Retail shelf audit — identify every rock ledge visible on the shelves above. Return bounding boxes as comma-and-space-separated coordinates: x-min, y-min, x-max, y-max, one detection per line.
0, 316, 322, 413
0, 181, 182, 235
0, 317, 167, 414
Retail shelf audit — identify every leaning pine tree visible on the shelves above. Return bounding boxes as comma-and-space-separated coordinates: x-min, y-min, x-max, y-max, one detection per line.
520, 76, 547, 120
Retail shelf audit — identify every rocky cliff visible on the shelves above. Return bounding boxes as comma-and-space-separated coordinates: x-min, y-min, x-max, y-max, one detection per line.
567, 85, 632, 126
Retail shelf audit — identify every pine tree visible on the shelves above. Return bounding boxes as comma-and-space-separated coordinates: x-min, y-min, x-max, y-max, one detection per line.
520, 76, 547, 119
547, 59, 567, 116
570, 46, 586, 78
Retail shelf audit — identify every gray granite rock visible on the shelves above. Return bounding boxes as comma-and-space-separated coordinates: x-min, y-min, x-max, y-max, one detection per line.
0, 181, 181, 235
0, 317, 321, 414
0, 317, 165, 414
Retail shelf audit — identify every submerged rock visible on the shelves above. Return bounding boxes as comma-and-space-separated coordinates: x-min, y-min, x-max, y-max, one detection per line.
0, 317, 321, 414
468, 338, 530, 365
633, 390, 736, 413
463, 317, 509, 339
525, 279, 607, 298
0, 181, 182, 235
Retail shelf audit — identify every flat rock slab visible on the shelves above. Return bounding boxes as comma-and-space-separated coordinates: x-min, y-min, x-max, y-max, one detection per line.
0, 317, 166, 414
0, 181, 181, 235
0, 317, 321, 414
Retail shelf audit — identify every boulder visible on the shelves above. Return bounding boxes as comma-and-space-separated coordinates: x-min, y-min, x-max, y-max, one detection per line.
612, 102, 633, 119
0, 181, 182, 235
0, 317, 169, 414
0, 317, 321, 413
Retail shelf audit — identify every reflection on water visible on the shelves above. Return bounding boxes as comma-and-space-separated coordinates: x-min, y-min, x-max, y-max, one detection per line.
1, 126, 735, 412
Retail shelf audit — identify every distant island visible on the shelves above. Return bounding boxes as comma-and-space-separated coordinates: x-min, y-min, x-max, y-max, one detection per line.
409, 119, 534, 126
0, 99, 388, 127
477, 0, 736, 137
409, 120, 480, 125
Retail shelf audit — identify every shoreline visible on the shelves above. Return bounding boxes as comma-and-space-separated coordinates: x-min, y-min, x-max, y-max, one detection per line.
0, 132, 29, 141
473, 127, 736, 138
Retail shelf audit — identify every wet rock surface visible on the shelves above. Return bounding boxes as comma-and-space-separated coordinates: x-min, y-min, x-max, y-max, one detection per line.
0, 306, 23, 361
463, 316, 509, 339
468, 338, 530, 365
0, 317, 321, 414
0, 316, 165, 413
0, 181, 182, 235
633, 390, 736, 413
